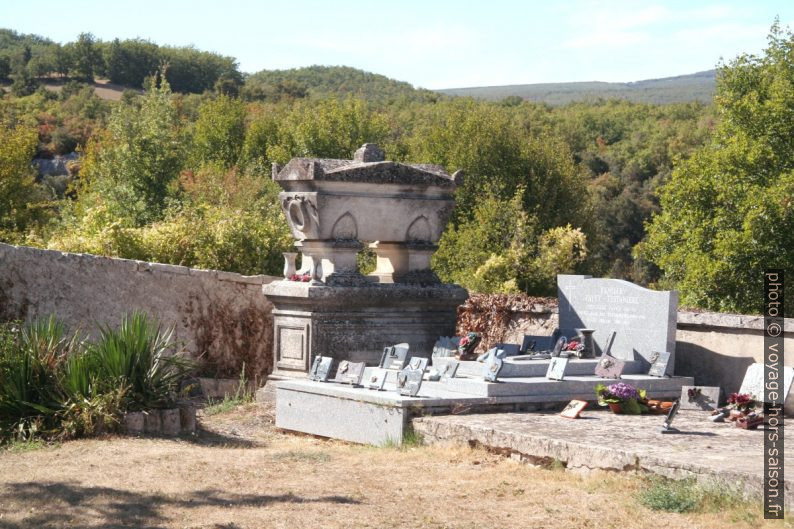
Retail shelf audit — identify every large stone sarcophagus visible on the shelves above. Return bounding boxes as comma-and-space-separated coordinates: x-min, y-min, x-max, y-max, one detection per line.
264, 144, 467, 379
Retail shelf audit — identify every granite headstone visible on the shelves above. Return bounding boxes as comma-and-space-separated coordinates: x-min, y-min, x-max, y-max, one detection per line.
739, 362, 794, 404
558, 275, 677, 368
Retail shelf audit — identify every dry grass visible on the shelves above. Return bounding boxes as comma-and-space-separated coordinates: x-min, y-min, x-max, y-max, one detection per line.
0, 403, 780, 529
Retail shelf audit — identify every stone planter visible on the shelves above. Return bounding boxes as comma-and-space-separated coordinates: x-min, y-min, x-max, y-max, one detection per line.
122, 405, 197, 436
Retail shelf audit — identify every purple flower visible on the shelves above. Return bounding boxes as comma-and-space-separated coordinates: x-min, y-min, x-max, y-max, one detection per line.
607, 382, 640, 400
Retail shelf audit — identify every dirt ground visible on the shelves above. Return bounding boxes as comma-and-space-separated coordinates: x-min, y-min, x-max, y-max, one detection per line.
0, 404, 783, 529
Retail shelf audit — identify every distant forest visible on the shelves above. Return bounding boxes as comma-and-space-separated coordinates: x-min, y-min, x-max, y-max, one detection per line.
1, 26, 791, 316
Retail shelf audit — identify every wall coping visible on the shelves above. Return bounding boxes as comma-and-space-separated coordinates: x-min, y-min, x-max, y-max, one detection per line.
0, 242, 281, 287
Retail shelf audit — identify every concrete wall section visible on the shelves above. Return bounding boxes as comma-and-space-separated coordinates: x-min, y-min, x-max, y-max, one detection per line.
0, 243, 279, 380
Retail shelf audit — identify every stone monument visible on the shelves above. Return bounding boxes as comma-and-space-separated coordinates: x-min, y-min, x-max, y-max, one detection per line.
264, 144, 468, 379
558, 275, 678, 370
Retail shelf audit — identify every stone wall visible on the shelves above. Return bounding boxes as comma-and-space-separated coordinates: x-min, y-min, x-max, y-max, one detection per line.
0, 243, 279, 381
457, 295, 794, 395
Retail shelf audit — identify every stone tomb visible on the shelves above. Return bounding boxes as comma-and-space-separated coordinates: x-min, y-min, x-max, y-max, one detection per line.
265, 145, 467, 379
558, 275, 677, 369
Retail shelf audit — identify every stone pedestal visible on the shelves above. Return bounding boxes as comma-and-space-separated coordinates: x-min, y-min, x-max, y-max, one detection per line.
264, 280, 467, 379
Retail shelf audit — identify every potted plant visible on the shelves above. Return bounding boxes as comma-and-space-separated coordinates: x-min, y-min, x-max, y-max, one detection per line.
595, 382, 647, 415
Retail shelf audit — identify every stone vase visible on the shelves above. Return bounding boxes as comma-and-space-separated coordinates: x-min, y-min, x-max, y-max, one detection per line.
283, 252, 298, 279
576, 328, 596, 358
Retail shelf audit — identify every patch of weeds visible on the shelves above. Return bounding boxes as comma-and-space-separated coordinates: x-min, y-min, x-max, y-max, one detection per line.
5, 438, 48, 453
638, 476, 763, 516
203, 364, 254, 416
547, 458, 566, 471
636, 477, 700, 513
377, 427, 424, 449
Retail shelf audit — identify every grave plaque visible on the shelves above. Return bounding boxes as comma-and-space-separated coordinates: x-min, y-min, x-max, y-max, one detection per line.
334, 360, 366, 385
432, 336, 459, 358
595, 355, 625, 379
560, 400, 588, 419
439, 359, 460, 379
380, 343, 410, 370
397, 362, 426, 397
647, 351, 672, 377
552, 336, 568, 357
739, 362, 794, 403
309, 356, 334, 382
494, 343, 521, 357
558, 275, 677, 366
521, 335, 557, 353
546, 357, 569, 381
367, 369, 388, 390
407, 356, 428, 372
679, 385, 720, 411
483, 349, 506, 382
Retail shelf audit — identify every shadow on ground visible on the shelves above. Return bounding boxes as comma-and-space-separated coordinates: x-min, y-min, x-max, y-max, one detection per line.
0, 481, 360, 528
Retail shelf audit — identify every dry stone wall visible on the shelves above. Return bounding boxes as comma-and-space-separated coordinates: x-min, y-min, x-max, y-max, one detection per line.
0, 243, 279, 381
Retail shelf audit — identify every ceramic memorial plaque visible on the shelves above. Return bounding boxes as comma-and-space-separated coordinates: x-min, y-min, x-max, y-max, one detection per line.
397, 363, 426, 397
335, 360, 366, 385
309, 356, 334, 382
560, 399, 588, 419
367, 369, 388, 390
439, 359, 460, 379
679, 385, 720, 411
407, 356, 429, 372
647, 351, 672, 377
483, 349, 506, 382
380, 343, 410, 370
595, 354, 625, 379
546, 356, 569, 381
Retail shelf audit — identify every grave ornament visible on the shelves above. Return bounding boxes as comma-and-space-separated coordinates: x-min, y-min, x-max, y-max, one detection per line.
380, 343, 410, 370
647, 351, 672, 377
546, 356, 569, 381
660, 399, 681, 434
309, 356, 334, 382
595, 354, 626, 379
334, 360, 366, 385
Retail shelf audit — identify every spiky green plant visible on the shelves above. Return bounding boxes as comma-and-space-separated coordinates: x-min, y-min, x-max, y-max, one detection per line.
88, 311, 193, 410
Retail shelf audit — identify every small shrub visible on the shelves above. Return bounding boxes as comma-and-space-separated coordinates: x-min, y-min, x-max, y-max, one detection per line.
203, 364, 254, 416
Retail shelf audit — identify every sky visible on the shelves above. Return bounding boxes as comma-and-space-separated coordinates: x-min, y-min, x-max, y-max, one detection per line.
3, 0, 794, 89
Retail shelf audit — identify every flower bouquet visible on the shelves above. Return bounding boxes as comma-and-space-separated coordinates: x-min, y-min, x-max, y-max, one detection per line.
289, 273, 312, 282
726, 392, 757, 421
595, 382, 647, 415
562, 339, 585, 357
457, 332, 481, 360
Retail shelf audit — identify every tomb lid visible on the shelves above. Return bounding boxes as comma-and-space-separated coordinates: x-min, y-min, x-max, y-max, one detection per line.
273, 144, 460, 188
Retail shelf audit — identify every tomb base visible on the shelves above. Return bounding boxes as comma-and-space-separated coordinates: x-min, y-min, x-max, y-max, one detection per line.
263, 280, 468, 380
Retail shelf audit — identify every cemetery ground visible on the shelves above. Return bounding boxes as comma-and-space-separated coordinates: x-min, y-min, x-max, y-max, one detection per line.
0, 403, 780, 529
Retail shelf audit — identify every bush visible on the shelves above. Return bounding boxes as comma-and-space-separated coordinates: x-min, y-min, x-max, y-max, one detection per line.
0, 313, 193, 443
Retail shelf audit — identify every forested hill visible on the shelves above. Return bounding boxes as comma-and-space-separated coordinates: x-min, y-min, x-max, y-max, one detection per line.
243, 65, 439, 103
437, 70, 717, 105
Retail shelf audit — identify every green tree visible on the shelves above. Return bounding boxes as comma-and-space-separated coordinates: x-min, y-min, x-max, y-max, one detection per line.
0, 122, 45, 240
190, 95, 246, 169
637, 22, 794, 316
70, 33, 103, 82
78, 73, 185, 225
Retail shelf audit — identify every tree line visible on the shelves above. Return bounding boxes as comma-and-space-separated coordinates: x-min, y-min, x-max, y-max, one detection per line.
0, 24, 791, 316
0, 29, 241, 95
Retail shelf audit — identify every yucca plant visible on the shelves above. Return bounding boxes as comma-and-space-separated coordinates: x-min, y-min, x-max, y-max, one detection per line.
89, 312, 193, 410
0, 317, 81, 437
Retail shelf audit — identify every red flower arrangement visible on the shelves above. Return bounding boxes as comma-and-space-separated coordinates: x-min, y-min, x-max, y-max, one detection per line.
727, 392, 756, 412
289, 273, 312, 282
